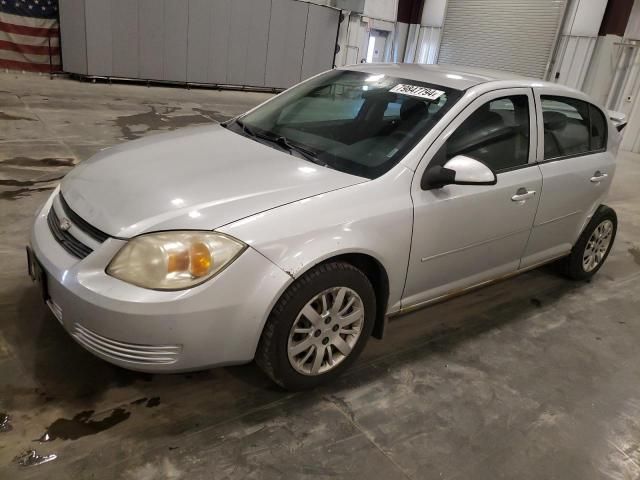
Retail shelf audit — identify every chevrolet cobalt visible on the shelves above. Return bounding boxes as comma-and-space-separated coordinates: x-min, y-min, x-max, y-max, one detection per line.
28, 64, 620, 390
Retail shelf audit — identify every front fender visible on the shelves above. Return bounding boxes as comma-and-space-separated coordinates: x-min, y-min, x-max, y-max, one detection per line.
218, 167, 414, 314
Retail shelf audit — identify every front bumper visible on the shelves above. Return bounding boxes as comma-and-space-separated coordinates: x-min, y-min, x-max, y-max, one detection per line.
29, 192, 292, 372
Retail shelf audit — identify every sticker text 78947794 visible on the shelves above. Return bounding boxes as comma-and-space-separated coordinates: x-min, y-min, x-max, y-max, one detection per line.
390, 84, 445, 101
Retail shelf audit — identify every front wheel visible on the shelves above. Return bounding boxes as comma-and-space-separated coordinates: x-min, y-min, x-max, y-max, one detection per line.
564, 205, 617, 280
256, 261, 376, 390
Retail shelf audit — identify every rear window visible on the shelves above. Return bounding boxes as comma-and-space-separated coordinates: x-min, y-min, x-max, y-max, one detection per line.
590, 104, 607, 151
541, 96, 607, 160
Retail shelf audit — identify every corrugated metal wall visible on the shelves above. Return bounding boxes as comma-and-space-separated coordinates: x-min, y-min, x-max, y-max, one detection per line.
58, 0, 87, 74
548, 0, 608, 90
551, 36, 597, 88
437, 0, 568, 78
58, 0, 340, 89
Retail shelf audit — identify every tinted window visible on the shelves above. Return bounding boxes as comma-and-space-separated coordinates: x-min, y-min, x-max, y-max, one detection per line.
278, 84, 365, 123
541, 96, 605, 160
442, 95, 530, 172
590, 104, 607, 151
236, 70, 463, 179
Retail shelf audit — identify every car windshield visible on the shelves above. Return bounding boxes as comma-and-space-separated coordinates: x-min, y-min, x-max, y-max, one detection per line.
233, 70, 464, 179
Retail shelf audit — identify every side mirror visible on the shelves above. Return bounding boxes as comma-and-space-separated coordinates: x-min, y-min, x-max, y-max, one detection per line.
421, 155, 497, 189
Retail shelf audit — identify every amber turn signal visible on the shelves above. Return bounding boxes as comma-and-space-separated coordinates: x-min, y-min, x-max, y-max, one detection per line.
189, 242, 212, 277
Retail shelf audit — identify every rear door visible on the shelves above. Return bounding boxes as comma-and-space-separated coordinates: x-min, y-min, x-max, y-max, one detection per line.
521, 90, 616, 268
403, 88, 542, 309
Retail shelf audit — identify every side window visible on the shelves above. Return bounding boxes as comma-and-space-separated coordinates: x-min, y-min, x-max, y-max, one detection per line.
590, 104, 607, 151
443, 95, 530, 172
541, 96, 602, 160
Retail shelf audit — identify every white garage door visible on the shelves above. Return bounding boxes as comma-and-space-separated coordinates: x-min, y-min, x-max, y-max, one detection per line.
438, 0, 568, 78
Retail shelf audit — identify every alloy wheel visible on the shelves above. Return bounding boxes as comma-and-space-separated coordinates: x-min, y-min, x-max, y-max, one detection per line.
582, 219, 614, 272
287, 287, 364, 376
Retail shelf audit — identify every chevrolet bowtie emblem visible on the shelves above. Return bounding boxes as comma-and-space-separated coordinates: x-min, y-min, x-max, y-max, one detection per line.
59, 217, 72, 231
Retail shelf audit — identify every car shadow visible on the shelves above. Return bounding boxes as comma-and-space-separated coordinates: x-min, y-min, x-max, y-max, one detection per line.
5, 285, 153, 410
6, 263, 580, 414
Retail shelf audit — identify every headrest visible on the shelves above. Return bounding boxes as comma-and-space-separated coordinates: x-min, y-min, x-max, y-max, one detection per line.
543, 111, 568, 131
400, 100, 428, 121
473, 109, 504, 128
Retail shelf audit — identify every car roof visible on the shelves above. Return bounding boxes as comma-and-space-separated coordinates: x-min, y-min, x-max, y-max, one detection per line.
340, 63, 571, 93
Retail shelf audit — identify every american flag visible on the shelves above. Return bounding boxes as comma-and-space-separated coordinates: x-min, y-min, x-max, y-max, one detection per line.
0, 0, 60, 73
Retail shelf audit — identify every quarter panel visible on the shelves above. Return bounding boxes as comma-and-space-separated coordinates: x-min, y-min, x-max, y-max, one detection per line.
218, 168, 415, 314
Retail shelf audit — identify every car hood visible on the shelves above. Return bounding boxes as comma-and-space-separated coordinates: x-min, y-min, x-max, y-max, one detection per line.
61, 124, 365, 238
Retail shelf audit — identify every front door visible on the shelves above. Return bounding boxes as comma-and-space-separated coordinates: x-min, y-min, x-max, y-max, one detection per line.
403, 88, 542, 309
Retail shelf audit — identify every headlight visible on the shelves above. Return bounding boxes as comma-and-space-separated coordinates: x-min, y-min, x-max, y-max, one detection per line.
106, 231, 246, 290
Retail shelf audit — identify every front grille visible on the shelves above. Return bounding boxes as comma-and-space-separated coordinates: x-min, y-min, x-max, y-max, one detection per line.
59, 194, 109, 243
72, 324, 181, 365
47, 193, 110, 259
47, 206, 94, 258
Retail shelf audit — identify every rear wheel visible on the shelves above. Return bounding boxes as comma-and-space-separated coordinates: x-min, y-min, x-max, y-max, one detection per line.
256, 261, 376, 390
563, 205, 617, 280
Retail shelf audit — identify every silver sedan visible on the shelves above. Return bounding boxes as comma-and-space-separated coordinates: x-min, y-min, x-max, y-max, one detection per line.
28, 64, 620, 390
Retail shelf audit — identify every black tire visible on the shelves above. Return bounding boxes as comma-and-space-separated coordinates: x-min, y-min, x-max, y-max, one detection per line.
256, 261, 376, 391
563, 205, 617, 281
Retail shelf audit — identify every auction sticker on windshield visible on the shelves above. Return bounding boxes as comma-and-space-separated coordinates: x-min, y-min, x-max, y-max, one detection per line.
390, 84, 445, 101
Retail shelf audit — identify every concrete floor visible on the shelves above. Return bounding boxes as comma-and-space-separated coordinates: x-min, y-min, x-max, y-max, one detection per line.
1, 72, 640, 479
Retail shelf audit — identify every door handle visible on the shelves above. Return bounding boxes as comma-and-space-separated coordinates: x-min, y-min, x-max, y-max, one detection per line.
511, 188, 536, 202
590, 171, 608, 183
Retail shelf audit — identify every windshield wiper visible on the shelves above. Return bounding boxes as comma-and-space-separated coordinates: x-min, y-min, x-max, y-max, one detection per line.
234, 118, 254, 136
235, 119, 327, 167
272, 136, 328, 167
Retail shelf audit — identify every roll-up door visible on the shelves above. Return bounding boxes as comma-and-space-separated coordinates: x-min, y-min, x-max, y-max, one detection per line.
438, 0, 567, 78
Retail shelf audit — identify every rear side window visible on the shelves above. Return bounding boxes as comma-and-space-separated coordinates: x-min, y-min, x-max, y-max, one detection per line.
443, 95, 530, 172
590, 104, 607, 150
541, 96, 607, 160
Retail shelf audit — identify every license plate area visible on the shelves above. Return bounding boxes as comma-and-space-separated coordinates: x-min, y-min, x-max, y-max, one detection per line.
26, 246, 49, 302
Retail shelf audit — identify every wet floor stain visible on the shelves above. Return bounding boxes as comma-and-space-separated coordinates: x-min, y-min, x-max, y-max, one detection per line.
129, 396, 160, 407
0, 111, 36, 121
39, 408, 131, 441
0, 176, 64, 201
0, 185, 55, 201
629, 246, 640, 266
14, 450, 58, 467
0, 156, 73, 200
193, 107, 229, 121
0, 156, 75, 168
114, 105, 229, 140
0, 412, 12, 432
0, 177, 63, 188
